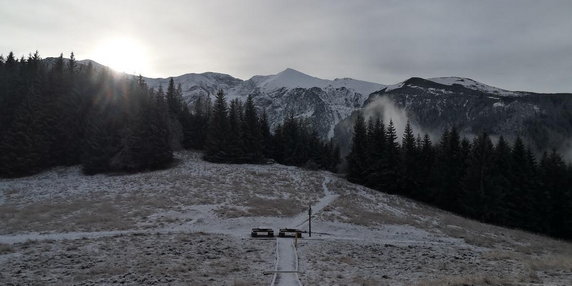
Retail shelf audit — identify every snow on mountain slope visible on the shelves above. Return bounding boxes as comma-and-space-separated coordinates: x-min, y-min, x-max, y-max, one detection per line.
428, 76, 522, 97
144, 68, 385, 139
349, 76, 572, 160
251, 68, 385, 96
145, 72, 243, 104
255, 68, 330, 91
329, 77, 386, 97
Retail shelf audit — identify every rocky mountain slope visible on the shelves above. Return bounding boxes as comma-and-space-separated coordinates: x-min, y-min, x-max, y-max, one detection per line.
50, 58, 572, 156
144, 68, 385, 138
145, 68, 572, 157
356, 77, 572, 155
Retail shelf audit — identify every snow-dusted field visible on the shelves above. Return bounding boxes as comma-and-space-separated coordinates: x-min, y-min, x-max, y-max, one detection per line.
0, 151, 571, 285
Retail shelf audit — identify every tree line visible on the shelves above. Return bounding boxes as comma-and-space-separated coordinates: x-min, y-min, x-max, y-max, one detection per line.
0, 52, 173, 176
188, 90, 339, 171
346, 113, 572, 239
0, 51, 338, 177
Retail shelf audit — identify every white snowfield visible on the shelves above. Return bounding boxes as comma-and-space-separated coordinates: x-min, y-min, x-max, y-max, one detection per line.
0, 151, 571, 285
427, 77, 523, 97
251, 68, 386, 97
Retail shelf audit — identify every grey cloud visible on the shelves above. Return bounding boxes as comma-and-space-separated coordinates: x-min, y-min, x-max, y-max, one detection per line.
1, 0, 571, 92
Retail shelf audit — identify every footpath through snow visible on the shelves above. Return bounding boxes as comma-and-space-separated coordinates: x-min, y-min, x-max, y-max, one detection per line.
271, 177, 338, 286
271, 238, 301, 286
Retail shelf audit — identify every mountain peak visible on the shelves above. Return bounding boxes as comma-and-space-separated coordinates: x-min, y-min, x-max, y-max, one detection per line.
257, 68, 328, 90
280, 67, 304, 74
275, 68, 318, 80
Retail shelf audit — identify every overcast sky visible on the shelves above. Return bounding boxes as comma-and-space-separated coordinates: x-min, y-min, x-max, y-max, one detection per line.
2, 0, 571, 93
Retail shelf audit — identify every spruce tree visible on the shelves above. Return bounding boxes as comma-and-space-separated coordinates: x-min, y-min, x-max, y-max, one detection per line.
226, 99, 245, 163
461, 133, 495, 219
166, 78, 183, 115
260, 111, 273, 159
205, 90, 229, 162
364, 118, 385, 188
540, 150, 571, 238
242, 95, 263, 163
418, 134, 434, 202
378, 120, 401, 194
491, 136, 512, 225
401, 120, 418, 197
509, 137, 537, 229
434, 127, 464, 211
186, 95, 211, 150
346, 113, 368, 184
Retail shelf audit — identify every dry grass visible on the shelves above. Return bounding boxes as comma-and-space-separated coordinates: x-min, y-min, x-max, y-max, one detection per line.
0, 197, 160, 234
0, 150, 327, 235
0, 232, 274, 285
0, 243, 13, 254
324, 193, 409, 227
526, 254, 572, 272
415, 274, 509, 286
481, 250, 521, 261
351, 277, 388, 286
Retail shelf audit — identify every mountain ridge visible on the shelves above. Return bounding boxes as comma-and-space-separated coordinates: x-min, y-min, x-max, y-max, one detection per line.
41, 58, 572, 153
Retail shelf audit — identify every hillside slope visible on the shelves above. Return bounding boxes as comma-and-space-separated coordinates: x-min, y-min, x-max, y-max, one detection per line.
0, 151, 570, 285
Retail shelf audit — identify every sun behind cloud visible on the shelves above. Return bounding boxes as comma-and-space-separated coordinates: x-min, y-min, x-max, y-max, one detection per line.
91, 37, 150, 75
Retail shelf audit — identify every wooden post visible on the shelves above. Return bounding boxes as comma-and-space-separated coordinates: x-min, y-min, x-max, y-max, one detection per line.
308, 204, 312, 237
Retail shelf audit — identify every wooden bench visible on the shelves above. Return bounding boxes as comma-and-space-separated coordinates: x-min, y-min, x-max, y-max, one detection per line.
251, 228, 274, 237
278, 228, 302, 238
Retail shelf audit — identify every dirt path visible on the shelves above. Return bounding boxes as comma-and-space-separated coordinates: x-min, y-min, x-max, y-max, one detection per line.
292, 177, 337, 228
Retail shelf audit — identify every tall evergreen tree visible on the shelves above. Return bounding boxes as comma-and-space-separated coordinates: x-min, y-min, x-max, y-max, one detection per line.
434, 127, 464, 211
346, 113, 368, 184
204, 90, 229, 162
185, 95, 211, 150
461, 133, 496, 219
226, 99, 245, 162
509, 137, 537, 229
417, 134, 434, 202
490, 136, 512, 225
378, 120, 401, 194
260, 111, 273, 159
401, 121, 418, 197
541, 150, 572, 238
242, 95, 264, 163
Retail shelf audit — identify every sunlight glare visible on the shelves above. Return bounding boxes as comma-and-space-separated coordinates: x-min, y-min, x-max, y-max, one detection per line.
92, 38, 149, 75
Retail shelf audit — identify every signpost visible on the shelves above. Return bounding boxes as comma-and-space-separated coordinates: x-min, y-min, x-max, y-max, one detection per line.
308, 204, 312, 237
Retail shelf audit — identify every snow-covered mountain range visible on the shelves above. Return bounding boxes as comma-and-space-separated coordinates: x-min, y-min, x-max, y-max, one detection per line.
58, 58, 571, 155
354, 77, 572, 157
144, 68, 385, 138
143, 68, 572, 155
